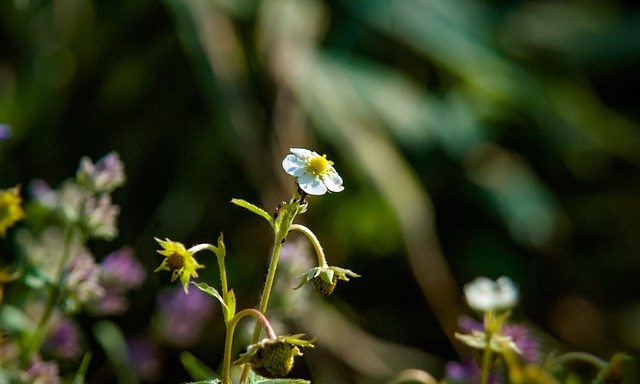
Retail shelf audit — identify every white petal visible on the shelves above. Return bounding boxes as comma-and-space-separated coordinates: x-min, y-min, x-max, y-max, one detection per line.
323, 171, 344, 192
298, 173, 327, 195
282, 154, 307, 176
290, 148, 313, 159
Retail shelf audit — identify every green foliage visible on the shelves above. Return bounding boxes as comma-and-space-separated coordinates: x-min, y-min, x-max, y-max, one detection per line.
180, 351, 219, 382
193, 281, 233, 320
231, 199, 274, 227
247, 371, 310, 384
94, 321, 138, 384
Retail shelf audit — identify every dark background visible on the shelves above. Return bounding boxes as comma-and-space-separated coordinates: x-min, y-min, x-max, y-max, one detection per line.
2, 0, 640, 383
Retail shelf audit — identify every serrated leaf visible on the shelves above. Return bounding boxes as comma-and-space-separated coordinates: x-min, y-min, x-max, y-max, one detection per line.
231, 198, 274, 226
180, 351, 218, 381
248, 371, 310, 384
193, 282, 227, 308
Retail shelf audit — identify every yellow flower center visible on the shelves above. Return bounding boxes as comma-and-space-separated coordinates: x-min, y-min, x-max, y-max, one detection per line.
166, 252, 185, 270
308, 155, 333, 176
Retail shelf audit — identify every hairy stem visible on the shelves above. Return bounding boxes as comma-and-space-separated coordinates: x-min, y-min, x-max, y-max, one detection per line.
288, 223, 327, 267
239, 198, 299, 383
222, 308, 277, 384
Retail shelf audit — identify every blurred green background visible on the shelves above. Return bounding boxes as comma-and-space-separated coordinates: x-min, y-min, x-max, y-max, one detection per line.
2, 0, 640, 383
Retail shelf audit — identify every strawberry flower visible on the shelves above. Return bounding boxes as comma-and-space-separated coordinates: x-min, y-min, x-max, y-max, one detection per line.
464, 276, 519, 312
282, 148, 344, 195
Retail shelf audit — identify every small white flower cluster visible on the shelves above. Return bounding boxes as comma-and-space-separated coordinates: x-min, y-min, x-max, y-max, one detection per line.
464, 276, 519, 312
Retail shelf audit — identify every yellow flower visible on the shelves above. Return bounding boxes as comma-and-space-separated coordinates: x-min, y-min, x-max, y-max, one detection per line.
0, 266, 21, 304
0, 186, 25, 237
154, 238, 204, 293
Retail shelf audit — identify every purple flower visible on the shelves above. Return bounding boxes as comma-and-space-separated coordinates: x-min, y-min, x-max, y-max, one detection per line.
63, 250, 105, 309
127, 337, 161, 382
445, 355, 502, 384
155, 286, 215, 347
0, 124, 11, 141
76, 152, 126, 193
502, 323, 541, 363
43, 317, 82, 361
101, 248, 145, 289
89, 248, 145, 315
458, 317, 540, 363
84, 194, 120, 240
20, 357, 62, 384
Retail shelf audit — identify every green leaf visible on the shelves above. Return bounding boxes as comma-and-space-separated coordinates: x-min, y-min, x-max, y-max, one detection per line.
180, 351, 218, 381
248, 371, 310, 384
192, 282, 231, 319
0, 304, 35, 335
193, 281, 226, 307
231, 198, 274, 226
93, 321, 138, 384
182, 381, 221, 384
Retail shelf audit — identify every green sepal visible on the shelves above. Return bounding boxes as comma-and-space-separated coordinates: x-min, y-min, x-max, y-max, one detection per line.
215, 232, 226, 258
224, 289, 237, 322
231, 198, 274, 226
192, 282, 230, 317
295, 266, 361, 289
180, 351, 218, 381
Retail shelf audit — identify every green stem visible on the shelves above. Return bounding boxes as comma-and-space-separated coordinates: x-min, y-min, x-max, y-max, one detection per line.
480, 311, 495, 384
288, 223, 328, 267
23, 224, 76, 364
254, 233, 285, 334
188, 243, 227, 293
239, 201, 299, 383
553, 352, 608, 371
222, 309, 277, 384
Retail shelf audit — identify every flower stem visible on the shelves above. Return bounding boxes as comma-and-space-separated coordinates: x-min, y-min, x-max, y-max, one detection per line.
553, 352, 608, 371
239, 197, 299, 383
288, 223, 328, 267
480, 311, 495, 384
23, 224, 76, 365
189, 243, 228, 293
222, 308, 277, 384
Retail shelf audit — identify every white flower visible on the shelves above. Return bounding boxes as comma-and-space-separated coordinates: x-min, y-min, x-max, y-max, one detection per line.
464, 276, 519, 312
282, 148, 344, 195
